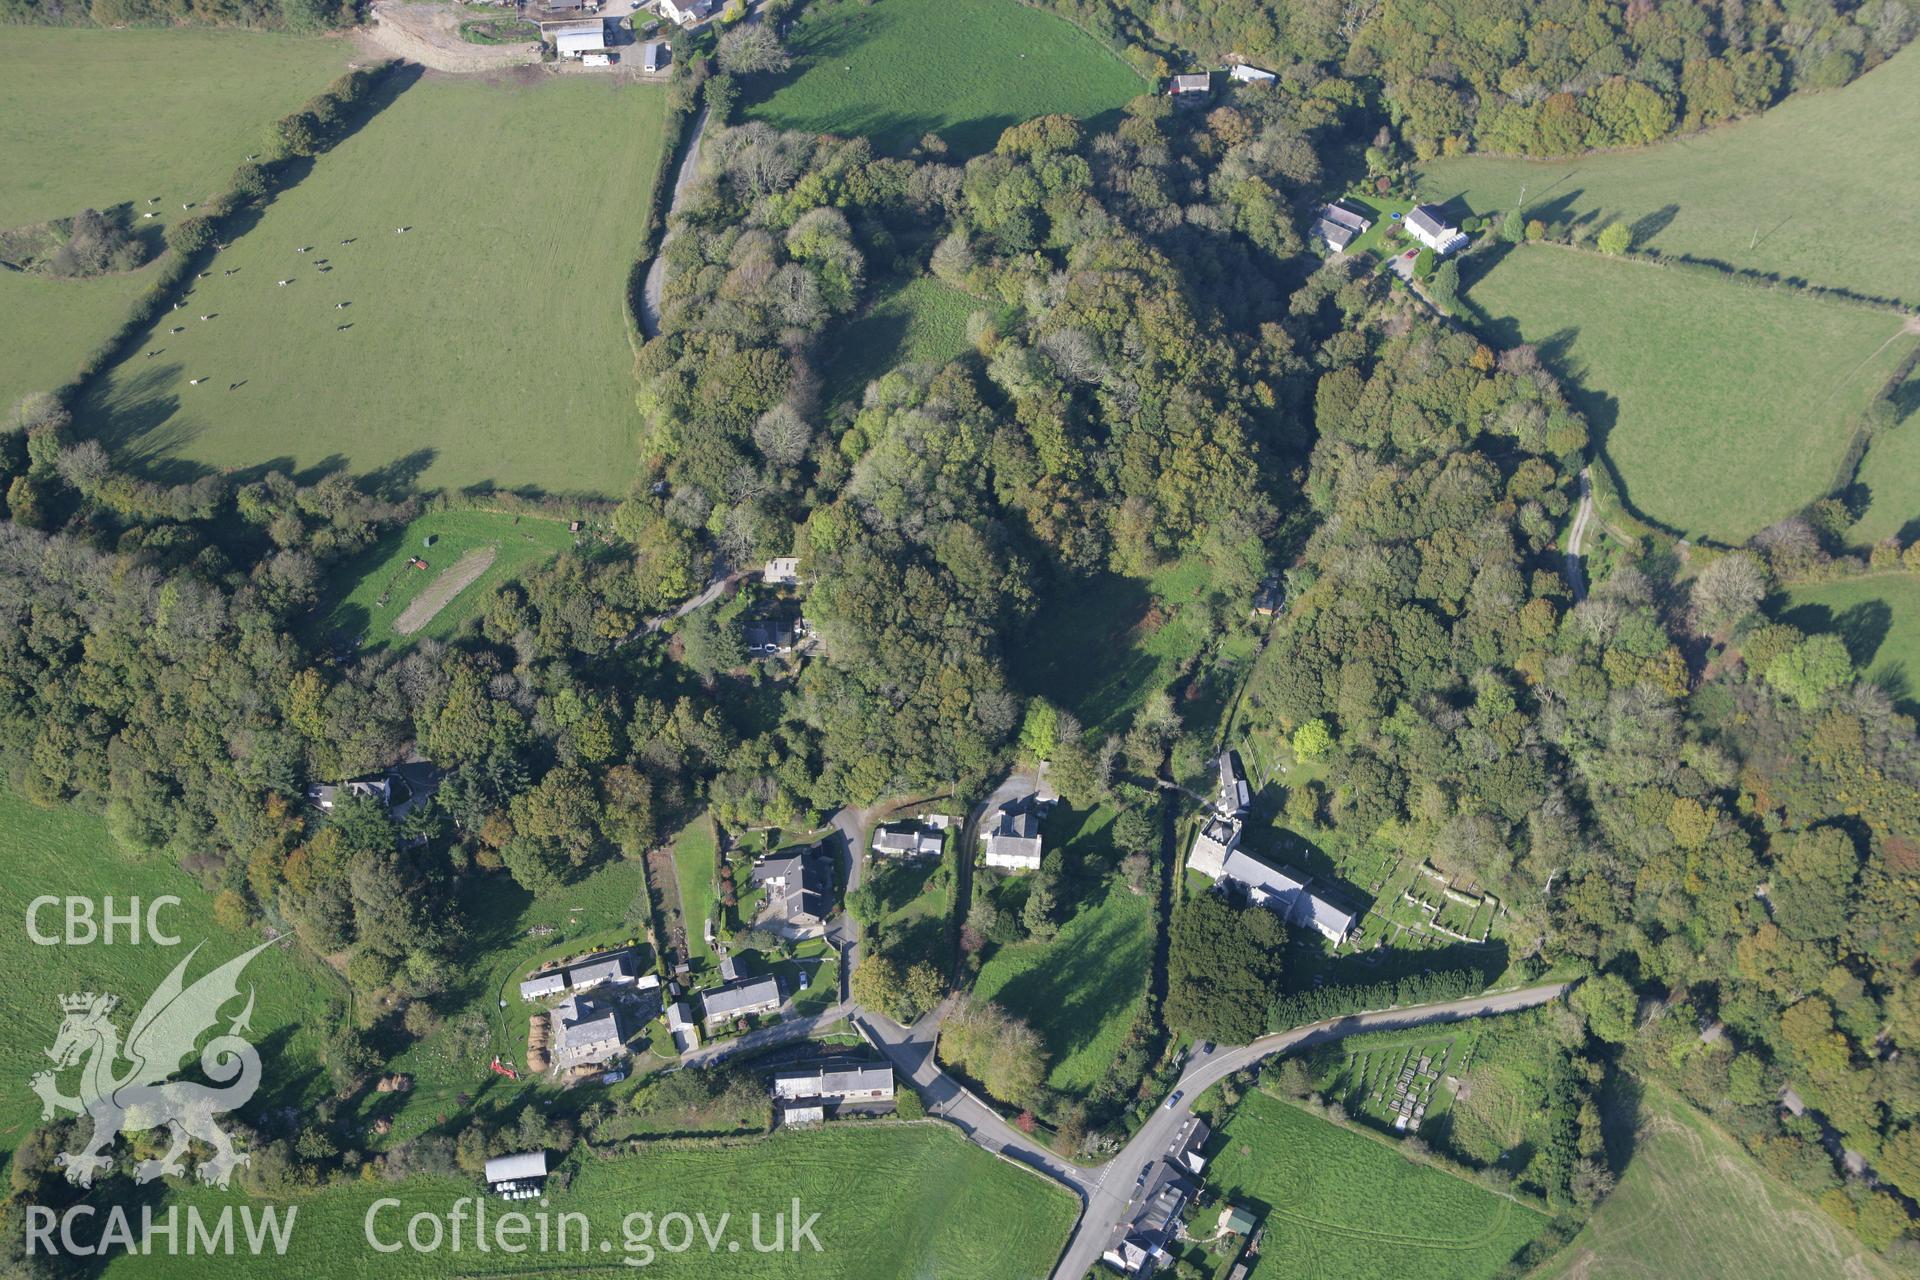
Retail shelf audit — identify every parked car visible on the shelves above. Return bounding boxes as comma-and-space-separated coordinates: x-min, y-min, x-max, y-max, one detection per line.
1164, 1090, 1183, 1110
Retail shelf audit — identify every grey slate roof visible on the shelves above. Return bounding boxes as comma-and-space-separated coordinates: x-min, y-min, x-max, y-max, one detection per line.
701, 975, 781, 1021
752, 845, 832, 925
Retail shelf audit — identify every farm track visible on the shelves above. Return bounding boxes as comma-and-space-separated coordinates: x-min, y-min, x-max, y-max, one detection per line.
358, 3, 541, 73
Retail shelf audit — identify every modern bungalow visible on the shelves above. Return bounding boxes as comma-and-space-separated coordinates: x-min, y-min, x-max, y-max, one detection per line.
1406, 204, 1469, 254
1228, 63, 1276, 84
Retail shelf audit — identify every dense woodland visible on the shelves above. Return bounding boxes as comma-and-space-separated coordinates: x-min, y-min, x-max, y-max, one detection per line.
1035, 0, 1916, 156
4, 1, 1920, 1267
0, 0, 351, 31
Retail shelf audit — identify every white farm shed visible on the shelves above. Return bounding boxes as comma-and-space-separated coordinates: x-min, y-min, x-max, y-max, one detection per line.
552, 19, 606, 57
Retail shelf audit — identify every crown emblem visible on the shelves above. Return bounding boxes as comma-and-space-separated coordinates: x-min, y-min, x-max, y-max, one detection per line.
61, 993, 113, 1014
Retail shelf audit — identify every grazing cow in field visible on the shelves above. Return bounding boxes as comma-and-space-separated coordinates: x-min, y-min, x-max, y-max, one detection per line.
337, 323, 352, 332
143, 211, 157, 219
395, 226, 410, 234
278, 279, 292, 287
182, 203, 192, 210
199, 315, 210, 321
297, 246, 310, 254
341, 238, 355, 245
170, 326, 184, 334
337, 302, 348, 309
148, 197, 159, 204
189, 378, 204, 386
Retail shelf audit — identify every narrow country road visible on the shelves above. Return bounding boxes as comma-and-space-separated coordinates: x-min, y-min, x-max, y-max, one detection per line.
1566, 465, 1594, 601
638, 102, 711, 338
1046, 980, 1574, 1280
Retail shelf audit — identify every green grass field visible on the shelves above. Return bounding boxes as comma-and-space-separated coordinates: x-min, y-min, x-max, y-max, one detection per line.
1208, 1093, 1548, 1280
972, 876, 1149, 1092
1782, 574, 1920, 714
76, 75, 666, 497
822, 275, 978, 407
1420, 45, 1920, 306
745, 0, 1143, 156
314, 509, 575, 653
97, 1128, 1075, 1274
1849, 363, 1920, 546
1463, 245, 1919, 543
1533, 1085, 1895, 1280
673, 815, 722, 970
0, 267, 150, 418
0, 28, 350, 229
1009, 556, 1218, 738
110, 1123, 1077, 1278
0, 789, 341, 1145
0, 28, 350, 414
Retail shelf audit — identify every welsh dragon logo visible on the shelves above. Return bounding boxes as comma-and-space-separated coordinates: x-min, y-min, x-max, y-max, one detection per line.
30, 941, 269, 1188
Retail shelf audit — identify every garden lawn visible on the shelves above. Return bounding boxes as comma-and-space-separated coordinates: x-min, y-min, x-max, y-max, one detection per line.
76, 76, 667, 496
1420, 45, 1920, 306
1463, 245, 1918, 543
369, 856, 651, 1144
0, 789, 341, 1143
745, 0, 1143, 156
822, 275, 979, 407
111, 1124, 1078, 1278
1208, 1092, 1548, 1280
1533, 1084, 1896, 1280
1009, 555, 1218, 738
0, 28, 350, 229
973, 878, 1149, 1093
1782, 573, 1920, 715
313, 508, 575, 653
673, 814, 722, 970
